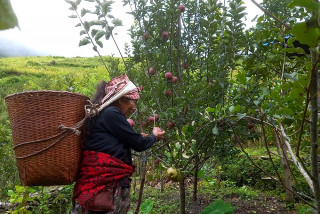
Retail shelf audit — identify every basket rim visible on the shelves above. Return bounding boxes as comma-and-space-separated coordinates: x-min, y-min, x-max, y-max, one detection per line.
5, 90, 90, 101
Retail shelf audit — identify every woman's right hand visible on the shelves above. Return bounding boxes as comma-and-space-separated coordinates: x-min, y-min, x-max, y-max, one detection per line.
152, 127, 165, 141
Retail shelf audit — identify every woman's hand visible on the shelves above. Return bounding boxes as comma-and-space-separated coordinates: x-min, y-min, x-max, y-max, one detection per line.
152, 127, 165, 141
141, 132, 149, 137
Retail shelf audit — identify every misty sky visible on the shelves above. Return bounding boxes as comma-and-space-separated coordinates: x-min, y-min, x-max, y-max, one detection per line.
0, 0, 262, 58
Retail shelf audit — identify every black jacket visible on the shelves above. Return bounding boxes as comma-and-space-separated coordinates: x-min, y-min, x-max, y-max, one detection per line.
83, 106, 157, 165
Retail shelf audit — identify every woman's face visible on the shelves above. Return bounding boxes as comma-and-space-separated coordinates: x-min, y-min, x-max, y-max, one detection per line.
119, 98, 137, 118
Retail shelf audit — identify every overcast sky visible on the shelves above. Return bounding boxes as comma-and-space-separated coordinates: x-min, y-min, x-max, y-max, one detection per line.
0, 0, 263, 58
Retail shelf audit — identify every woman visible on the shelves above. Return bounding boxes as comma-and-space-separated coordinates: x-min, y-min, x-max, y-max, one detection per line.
71, 74, 165, 214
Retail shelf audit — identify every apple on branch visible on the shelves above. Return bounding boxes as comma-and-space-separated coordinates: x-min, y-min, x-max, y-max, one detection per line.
172, 76, 178, 83
149, 67, 155, 75
167, 121, 175, 129
178, 5, 186, 12
142, 32, 149, 41
162, 31, 169, 40
165, 72, 173, 80
166, 90, 173, 97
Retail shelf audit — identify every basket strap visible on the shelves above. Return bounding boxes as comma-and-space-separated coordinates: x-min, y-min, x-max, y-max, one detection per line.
13, 129, 71, 159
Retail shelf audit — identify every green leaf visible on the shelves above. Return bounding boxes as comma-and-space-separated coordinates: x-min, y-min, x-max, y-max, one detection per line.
91, 29, 98, 37
146, 173, 154, 181
281, 47, 306, 55
212, 126, 219, 135
237, 113, 246, 120
197, 170, 204, 178
16, 196, 23, 203
81, 8, 90, 17
79, 38, 90, 47
206, 107, 215, 113
68, 14, 77, 18
283, 72, 298, 81
96, 40, 103, 48
75, 23, 81, 27
80, 30, 86, 36
290, 0, 319, 12
236, 71, 246, 85
75, 0, 81, 5
112, 18, 122, 27
95, 30, 105, 41
102, 1, 112, 14
83, 21, 90, 31
200, 199, 236, 214
0, 0, 19, 30
7, 190, 15, 196
292, 22, 320, 47
70, 1, 77, 9
229, 106, 235, 113
140, 199, 154, 214
15, 185, 24, 193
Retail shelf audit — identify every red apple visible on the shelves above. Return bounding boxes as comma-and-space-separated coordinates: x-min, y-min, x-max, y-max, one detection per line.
178, 5, 186, 12
142, 32, 149, 41
162, 31, 169, 40
149, 67, 155, 75
183, 62, 189, 69
154, 113, 159, 121
154, 159, 161, 165
166, 90, 173, 97
127, 118, 135, 127
141, 121, 148, 128
167, 121, 175, 129
165, 72, 173, 80
248, 123, 255, 130
148, 116, 155, 123
172, 76, 178, 83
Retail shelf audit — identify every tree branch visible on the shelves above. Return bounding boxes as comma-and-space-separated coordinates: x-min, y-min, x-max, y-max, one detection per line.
250, 0, 292, 30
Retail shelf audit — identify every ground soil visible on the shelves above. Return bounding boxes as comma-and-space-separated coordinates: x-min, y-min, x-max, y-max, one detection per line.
186, 194, 298, 214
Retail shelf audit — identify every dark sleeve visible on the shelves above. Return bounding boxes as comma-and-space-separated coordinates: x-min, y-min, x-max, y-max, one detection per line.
97, 107, 157, 152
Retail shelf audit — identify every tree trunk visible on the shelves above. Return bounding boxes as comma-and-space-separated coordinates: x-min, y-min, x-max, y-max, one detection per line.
310, 51, 320, 214
160, 176, 164, 193
179, 177, 186, 214
217, 160, 221, 188
135, 158, 147, 214
193, 156, 199, 202
279, 125, 314, 192
274, 130, 294, 203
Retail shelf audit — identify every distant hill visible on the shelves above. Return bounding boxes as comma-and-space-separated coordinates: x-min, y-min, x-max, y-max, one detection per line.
0, 37, 44, 57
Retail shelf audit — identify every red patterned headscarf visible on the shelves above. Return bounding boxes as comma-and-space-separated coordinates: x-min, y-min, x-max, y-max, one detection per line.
100, 74, 140, 104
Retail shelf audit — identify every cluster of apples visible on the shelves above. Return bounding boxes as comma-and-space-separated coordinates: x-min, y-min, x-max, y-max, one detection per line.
142, 5, 186, 42
128, 113, 175, 130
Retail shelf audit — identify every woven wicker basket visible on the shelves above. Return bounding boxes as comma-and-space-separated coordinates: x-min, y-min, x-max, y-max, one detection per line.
5, 90, 89, 186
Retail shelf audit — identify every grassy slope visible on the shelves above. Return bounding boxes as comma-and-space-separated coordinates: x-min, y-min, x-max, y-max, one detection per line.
0, 56, 112, 123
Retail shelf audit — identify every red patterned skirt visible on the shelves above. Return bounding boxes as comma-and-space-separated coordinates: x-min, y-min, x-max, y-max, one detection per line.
72, 151, 135, 210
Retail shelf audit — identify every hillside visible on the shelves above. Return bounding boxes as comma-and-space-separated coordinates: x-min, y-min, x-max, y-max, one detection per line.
0, 56, 116, 123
